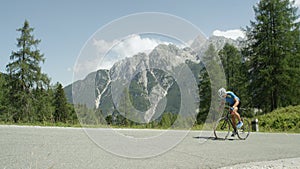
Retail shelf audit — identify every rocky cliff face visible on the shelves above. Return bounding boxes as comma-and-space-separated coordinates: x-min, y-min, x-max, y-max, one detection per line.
65, 35, 243, 121
97, 44, 197, 122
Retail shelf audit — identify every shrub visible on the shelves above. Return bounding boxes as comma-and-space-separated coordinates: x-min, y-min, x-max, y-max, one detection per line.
256, 105, 300, 133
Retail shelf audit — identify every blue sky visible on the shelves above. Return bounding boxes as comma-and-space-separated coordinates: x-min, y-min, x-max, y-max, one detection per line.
1, 0, 292, 86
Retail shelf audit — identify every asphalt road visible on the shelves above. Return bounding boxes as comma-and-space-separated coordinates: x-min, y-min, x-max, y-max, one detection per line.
1, 125, 300, 169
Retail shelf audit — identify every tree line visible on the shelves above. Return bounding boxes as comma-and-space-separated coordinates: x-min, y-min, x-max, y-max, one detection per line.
198, 0, 300, 124
0, 20, 77, 124
0, 0, 300, 127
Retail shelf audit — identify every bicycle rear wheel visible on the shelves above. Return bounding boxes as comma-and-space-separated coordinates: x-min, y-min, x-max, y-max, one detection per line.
214, 117, 230, 140
237, 117, 250, 140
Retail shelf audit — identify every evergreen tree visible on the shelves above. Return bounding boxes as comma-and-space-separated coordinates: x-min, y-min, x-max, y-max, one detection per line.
6, 20, 50, 122
198, 44, 226, 124
33, 88, 54, 123
0, 73, 4, 103
53, 83, 69, 122
159, 112, 177, 128
0, 73, 7, 119
219, 43, 250, 107
219, 43, 242, 91
202, 44, 226, 95
67, 104, 78, 124
244, 0, 300, 112
197, 63, 211, 124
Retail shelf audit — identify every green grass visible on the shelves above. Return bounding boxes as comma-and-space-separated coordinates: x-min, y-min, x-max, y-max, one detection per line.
0, 121, 82, 128
1, 105, 299, 133
255, 105, 300, 133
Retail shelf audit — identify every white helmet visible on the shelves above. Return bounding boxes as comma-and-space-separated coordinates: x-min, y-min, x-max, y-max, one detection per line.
218, 88, 227, 98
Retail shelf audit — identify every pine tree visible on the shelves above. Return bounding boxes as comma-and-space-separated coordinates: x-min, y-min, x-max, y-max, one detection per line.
219, 43, 242, 91
6, 20, 50, 122
0, 73, 6, 119
53, 83, 69, 123
198, 44, 226, 124
33, 88, 54, 123
197, 68, 211, 124
245, 0, 300, 112
219, 43, 250, 107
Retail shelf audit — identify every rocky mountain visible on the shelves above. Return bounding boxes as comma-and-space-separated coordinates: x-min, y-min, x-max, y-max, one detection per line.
64, 35, 243, 122
191, 35, 244, 55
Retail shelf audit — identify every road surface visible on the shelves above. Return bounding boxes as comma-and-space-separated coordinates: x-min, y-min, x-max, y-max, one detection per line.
1, 125, 300, 169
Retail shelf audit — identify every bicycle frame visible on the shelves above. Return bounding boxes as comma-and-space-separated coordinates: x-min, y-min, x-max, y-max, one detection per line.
220, 111, 237, 132
214, 107, 250, 140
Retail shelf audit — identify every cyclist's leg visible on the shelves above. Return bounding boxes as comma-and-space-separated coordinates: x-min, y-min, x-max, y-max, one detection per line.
235, 101, 245, 129
230, 110, 237, 129
234, 110, 241, 122
236, 101, 242, 122
231, 101, 242, 128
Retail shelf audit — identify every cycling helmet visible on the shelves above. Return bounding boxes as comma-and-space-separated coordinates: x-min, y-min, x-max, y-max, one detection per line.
218, 88, 227, 98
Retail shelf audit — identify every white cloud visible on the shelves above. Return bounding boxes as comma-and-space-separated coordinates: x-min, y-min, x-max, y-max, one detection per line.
113, 34, 169, 56
212, 29, 245, 40
92, 38, 119, 70
93, 38, 118, 56
73, 34, 183, 81
93, 34, 171, 70
73, 39, 117, 79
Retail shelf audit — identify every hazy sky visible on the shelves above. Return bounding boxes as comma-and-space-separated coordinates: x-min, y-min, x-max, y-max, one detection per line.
1, 0, 298, 86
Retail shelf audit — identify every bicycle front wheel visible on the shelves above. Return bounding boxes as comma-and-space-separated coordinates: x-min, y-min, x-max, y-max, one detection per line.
237, 117, 250, 140
214, 117, 230, 140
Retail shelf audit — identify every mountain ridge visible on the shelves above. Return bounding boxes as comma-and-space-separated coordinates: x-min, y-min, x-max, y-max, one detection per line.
65, 35, 243, 120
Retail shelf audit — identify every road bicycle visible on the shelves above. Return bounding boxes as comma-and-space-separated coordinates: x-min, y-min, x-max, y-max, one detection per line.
213, 107, 250, 140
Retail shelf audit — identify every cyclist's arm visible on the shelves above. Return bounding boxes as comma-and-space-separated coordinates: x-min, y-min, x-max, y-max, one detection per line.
232, 98, 239, 109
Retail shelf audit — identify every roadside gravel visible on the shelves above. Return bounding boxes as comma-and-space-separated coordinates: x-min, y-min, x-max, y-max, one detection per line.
220, 157, 300, 169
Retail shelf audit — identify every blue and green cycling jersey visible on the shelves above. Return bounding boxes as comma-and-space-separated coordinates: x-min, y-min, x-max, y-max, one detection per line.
225, 91, 240, 106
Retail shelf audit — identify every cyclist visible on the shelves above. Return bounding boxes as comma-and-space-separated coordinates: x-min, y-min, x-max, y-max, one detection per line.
218, 88, 243, 136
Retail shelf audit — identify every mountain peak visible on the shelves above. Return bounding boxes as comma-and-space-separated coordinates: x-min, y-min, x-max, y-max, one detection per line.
65, 34, 244, 120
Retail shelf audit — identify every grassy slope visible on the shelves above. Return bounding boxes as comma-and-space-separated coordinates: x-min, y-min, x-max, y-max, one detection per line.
256, 105, 300, 133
